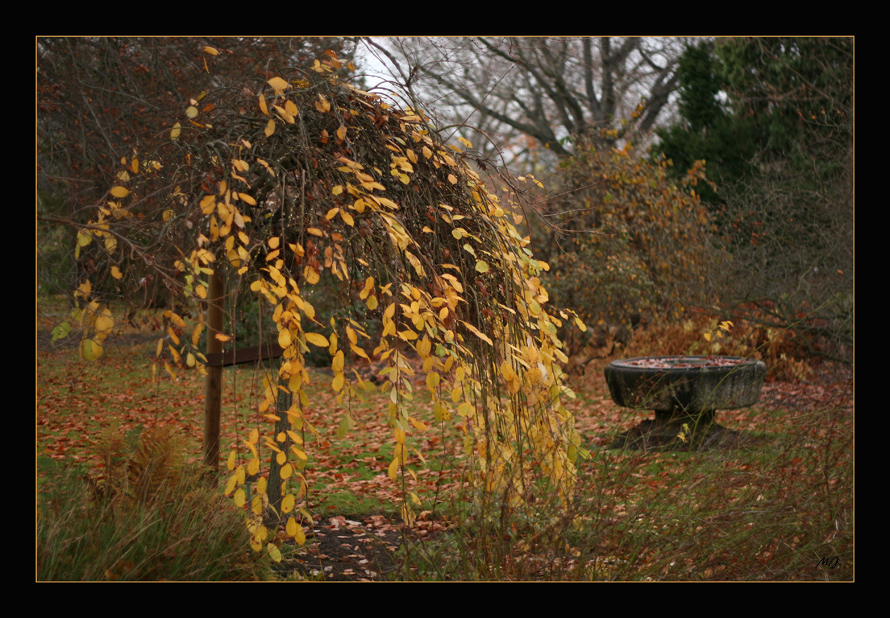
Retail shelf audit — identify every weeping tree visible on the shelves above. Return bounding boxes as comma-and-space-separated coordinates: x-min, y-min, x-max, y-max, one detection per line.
63, 46, 587, 561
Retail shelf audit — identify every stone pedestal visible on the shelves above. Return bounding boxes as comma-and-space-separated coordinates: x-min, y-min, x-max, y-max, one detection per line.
604, 356, 766, 450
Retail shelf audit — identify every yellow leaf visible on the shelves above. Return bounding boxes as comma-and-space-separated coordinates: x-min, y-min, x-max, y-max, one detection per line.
305, 332, 328, 347
278, 329, 292, 348
416, 336, 431, 358
426, 372, 440, 391
171, 122, 181, 140
79, 338, 103, 361
268, 76, 289, 94
459, 320, 493, 346
431, 401, 448, 422
401, 504, 416, 526
209, 215, 219, 240
199, 194, 216, 215
264, 118, 275, 136
110, 186, 130, 198
332, 372, 345, 392
165, 326, 180, 346
405, 250, 425, 277
447, 174, 458, 185
203, 46, 220, 56
234, 488, 246, 507
332, 350, 345, 372
350, 343, 370, 360
293, 520, 306, 545
304, 266, 320, 285
247, 456, 260, 477
110, 266, 123, 280
186, 106, 198, 118
388, 457, 400, 482
224, 474, 238, 497
281, 493, 296, 513
337, 125, 347, 142
315, 94, 331, 112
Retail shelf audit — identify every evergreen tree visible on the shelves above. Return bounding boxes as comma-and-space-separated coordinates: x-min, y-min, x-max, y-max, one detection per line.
653, 41, 764, 209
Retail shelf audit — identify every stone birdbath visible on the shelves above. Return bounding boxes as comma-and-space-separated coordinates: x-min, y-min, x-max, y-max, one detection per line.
604, 356, 767, 450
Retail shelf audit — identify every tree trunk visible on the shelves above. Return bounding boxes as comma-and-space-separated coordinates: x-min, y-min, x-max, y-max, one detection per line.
202, 270, 224, 482
265, 371, 292, 527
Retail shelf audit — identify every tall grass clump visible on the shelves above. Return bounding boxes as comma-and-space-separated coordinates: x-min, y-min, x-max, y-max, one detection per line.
36, 424, 271, 581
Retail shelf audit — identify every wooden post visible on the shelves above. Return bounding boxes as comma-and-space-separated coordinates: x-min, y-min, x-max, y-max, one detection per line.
203, 270, 224, 479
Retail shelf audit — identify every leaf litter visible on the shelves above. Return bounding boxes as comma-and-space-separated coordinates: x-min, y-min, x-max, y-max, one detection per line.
37, 320, 853, 580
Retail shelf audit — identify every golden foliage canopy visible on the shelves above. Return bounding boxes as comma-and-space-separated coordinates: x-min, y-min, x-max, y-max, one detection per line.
68, 49, 586, 556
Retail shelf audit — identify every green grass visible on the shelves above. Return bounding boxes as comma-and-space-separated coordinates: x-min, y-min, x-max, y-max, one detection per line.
388, 392, 853, 581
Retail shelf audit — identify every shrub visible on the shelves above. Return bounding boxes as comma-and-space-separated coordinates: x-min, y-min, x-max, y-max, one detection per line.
537, 141, 720, 356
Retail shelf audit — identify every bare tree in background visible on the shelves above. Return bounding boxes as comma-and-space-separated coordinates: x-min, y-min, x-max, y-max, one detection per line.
364, 37, 689, 168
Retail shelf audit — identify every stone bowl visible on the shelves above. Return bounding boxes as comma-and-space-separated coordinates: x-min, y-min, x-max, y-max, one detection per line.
604, 356, 767, 417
